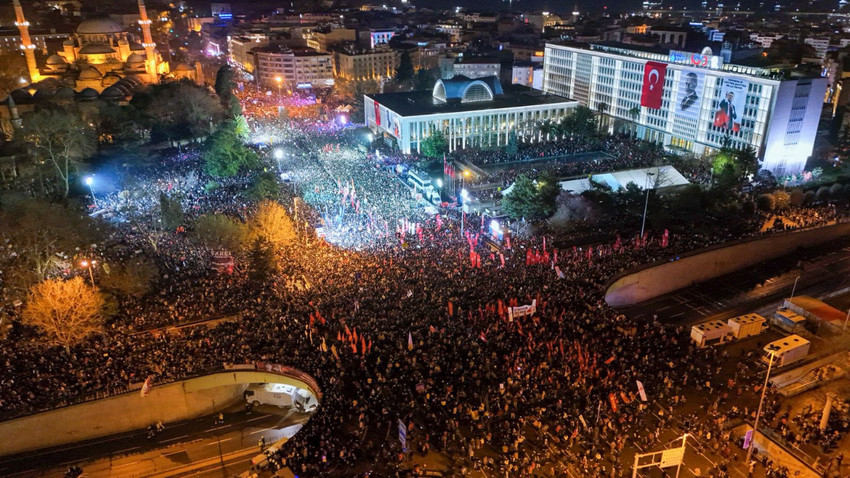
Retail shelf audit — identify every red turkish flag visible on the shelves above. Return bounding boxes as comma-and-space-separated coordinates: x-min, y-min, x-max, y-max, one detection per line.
640, 61, 667, 109
374, 100, 381, 126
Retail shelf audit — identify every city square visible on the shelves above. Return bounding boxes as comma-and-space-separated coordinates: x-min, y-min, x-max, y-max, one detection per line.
1, 1, 850, 477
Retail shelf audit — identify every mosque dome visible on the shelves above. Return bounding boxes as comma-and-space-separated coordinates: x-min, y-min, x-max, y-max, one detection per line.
78, 43, 117, 55
46, 54, 67, 65
78, 66, 103, 81
78, 87, 99, 99
76, 18, 124, 35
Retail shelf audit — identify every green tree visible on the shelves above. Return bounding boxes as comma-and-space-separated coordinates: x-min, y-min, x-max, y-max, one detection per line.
505, 131, 519, 155
248, 171, 280, 200
0, 199, 101, 294
247, 237, 278, 283
136, 81, 224, 142
501, 173, 562, 221
756, 193, 776, 211
203, 122, 259, 177
420, 130, 447, 158
215, 64, 236, 98
159, 192, 184, 230
0, 51, 27, 101
413, 67, 440, 91
395, 50, 414, 83
101, 255, 159, 298
20, 105, 96, 197
194, 213, 250, 251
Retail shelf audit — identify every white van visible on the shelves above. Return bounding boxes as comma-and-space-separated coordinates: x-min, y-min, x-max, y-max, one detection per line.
245, 383, 318, 412
763, 335, 810, 367
690, 320, 733, 348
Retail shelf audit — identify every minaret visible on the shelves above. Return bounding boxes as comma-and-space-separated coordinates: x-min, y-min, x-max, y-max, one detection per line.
137, 0, 158, 79
13, 0, 40, 83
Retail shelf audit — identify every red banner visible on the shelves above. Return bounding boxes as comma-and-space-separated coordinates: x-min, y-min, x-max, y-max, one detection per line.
640, 61, 667, 109
374, 100, 381, 126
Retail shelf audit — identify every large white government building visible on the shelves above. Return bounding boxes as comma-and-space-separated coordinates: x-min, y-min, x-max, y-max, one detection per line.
365, 76, 577, 154
542, 42, 827, 176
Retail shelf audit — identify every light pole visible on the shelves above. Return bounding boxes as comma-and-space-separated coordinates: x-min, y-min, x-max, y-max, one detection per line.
274, 148, 283, 172
85, 176, 97, 208
79, 259, 96, 286
640, 171, 655, 239
275, 76, 282, 103
746, 345, 780, 464
460, 171, 470, 235
790, 275, 800, 300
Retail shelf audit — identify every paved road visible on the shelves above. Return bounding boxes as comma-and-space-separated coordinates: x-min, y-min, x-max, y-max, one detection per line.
618, 240, 850, 327
0, 404, 311, 478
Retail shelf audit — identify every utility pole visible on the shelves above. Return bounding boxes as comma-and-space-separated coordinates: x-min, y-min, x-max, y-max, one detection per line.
640, 171, 655, 239
747, 347, 778, 464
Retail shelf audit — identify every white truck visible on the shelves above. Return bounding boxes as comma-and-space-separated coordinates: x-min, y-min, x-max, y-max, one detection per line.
690, 320, 733, 348
763, 335, 810, 367
727, 313, 768, 339
244, 383, 318, 412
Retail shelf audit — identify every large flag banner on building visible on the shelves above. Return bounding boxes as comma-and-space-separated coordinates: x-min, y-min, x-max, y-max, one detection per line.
674, 70, 704, 122
398, 419, 408, 452
714, 77, 748, 132
374, 100, 381, 126
640, 61, 667, 109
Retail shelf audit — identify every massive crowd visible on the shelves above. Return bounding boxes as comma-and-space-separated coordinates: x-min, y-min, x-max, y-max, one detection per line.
1, 109, 849, 477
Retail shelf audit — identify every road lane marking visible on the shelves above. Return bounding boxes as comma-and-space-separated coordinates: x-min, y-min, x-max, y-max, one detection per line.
206, 425, 230, 432
246, 415, 269, 422
250, 426, 276, 435
159, 435, 189, 443
205, 437, 234, 445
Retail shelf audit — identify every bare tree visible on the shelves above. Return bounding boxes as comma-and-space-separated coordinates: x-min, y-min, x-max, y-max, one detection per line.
22, 277, 105, 353
20, 106, 96, 197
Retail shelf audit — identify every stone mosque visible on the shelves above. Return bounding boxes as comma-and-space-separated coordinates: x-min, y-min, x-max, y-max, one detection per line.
12, 0, 203, 93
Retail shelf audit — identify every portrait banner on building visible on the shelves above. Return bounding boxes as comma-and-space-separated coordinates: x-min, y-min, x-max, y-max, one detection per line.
714, 77, 749, 132
674, 69, 704, 122
640, 61, 667, 109
374, 100, 381, 126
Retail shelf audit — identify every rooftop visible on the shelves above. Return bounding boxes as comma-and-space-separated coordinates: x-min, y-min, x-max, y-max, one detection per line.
367, 84, 574, 117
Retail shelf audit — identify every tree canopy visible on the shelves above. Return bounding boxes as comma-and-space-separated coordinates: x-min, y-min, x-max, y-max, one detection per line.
203, 121, 259, 177
421, 131, 447, 158
19, 105, 96, 197
501, 173, 563, 221
22, 277, 105, 353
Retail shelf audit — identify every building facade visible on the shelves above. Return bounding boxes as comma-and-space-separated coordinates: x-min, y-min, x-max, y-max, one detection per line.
542, 42, 827, 176
365, 76, 577, 154
228, 33, 270, 73
252, 46, 334, 90
335, 46, 400, 80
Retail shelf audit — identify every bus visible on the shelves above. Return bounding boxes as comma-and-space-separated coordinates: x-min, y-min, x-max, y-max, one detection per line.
406, 170, 433, 192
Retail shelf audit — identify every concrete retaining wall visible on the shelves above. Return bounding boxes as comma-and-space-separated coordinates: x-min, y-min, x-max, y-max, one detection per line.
0, 369, 318, 457
605, 222, 850, 308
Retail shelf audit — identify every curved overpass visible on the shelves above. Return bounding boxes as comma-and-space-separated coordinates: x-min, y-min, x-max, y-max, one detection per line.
605, 222, 850, 308
0, 363, 320, 457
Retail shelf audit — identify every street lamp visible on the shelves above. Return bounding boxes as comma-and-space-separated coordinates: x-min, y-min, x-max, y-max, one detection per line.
275, 76, 282, 103
746, 344, 781, 464
790, 275, 800, 300
84, 175, 97, 208
640, 171, 655, 239
79, 259, 96, 286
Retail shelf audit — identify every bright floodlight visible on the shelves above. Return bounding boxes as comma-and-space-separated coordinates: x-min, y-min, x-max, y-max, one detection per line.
461, 189, 469, 199
273, 149, 284, 160
490, 220, 501, 232
435, 179, 442, 187
85, 176, 94, 186
367, 133, 374, 141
